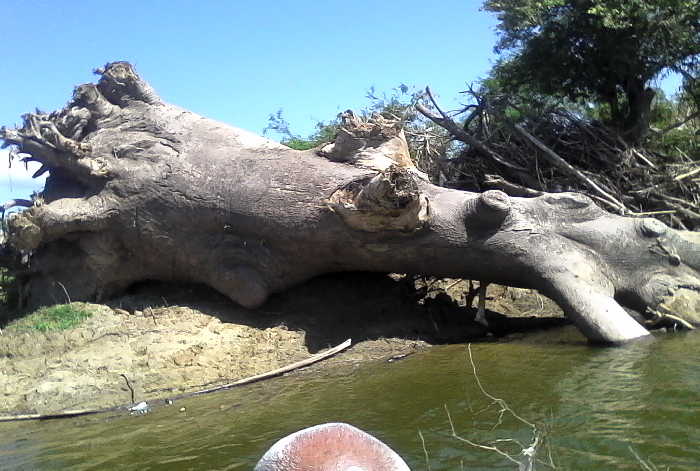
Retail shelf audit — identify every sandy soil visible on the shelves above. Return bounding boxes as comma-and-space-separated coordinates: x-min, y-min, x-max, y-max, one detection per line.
0, 273, 565, 416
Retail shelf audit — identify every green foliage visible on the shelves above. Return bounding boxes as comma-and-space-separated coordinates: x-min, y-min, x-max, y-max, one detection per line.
363, 84, 457, 175
263, 84, 426, 151
652, 126, 699, 159
364, 84, 419, 121
263, 110, 340, 150
483, 0, 700, 138
0, 268, 17, 316
7, 304, 94, 332
584, 88, 700, 159
263, 85, 454, 181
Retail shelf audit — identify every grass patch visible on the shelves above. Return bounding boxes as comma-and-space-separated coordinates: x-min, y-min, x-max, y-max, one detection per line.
7, 303, 94, 332
0, 267, 17, 305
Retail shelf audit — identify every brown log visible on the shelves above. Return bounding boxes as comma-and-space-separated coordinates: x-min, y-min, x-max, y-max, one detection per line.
2, 62, 700, 344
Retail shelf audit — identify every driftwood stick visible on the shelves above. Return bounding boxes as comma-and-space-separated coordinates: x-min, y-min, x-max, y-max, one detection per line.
0, 408, 111, 423
192, 338, 352, 395
513, 124, 628, 213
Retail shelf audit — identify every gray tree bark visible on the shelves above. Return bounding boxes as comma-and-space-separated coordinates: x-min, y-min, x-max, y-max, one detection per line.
2, 62, 699, 344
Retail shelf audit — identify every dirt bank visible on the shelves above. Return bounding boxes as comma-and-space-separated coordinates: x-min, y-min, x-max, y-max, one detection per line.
0, 273, 566, 416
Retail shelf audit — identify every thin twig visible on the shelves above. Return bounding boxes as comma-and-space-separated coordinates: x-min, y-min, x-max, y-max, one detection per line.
445, 405, 521, 466
513, 124, 627, 213
120, 373, 135, 403
628, 446, 663, 471
444, 279, 463, 293
467, 344, 535, 429
416, 87, 527, 171
418, 429, 431, 471
674, 167, 700, 182
443, 345, 552, 470
629, 210, 677, 216
55, 281, 71, 304
655, 110, 700, 135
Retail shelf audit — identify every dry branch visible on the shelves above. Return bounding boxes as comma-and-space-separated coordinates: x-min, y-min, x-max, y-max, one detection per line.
420, 86, 699, 231
191, 338, 351, 395
416, 87, 527, 172
513, 124, 628, 213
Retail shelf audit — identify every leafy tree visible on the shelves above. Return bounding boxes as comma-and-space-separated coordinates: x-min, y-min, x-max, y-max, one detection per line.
483, 0, 700, 141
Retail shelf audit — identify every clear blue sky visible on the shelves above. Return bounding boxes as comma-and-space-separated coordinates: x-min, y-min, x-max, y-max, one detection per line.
0, 0, 500, 204
1, 1, 500, 134
0, 0, 684, 206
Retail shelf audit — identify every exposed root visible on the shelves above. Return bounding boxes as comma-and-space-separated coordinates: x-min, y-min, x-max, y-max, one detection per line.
1, 110, 106, 184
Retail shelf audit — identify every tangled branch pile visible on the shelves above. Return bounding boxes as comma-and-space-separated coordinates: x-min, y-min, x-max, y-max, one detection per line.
415, 87, 699, 230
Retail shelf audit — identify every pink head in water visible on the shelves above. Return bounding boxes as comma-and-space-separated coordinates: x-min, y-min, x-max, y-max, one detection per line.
254, 422, 411, 471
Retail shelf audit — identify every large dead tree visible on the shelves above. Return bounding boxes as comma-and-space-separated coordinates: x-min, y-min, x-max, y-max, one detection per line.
2, 62, 699, 344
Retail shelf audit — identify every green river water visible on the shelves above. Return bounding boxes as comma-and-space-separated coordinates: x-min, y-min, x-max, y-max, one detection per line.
1, 326, 699, 470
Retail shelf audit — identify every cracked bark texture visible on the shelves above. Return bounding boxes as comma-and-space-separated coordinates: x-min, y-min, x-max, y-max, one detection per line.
2, 62, 699, 344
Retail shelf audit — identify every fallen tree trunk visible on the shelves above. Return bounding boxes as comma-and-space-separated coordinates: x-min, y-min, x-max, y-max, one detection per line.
2, 62, 699, 344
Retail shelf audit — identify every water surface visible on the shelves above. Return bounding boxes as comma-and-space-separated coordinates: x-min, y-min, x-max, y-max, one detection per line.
1, 326, 698, 470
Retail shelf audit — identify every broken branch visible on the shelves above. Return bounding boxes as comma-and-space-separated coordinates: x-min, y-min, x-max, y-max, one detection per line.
514, 124, 628, 213
416, 87, 527, 172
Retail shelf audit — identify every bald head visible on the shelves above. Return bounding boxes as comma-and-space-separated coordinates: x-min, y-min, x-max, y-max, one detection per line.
254, 422, 410, 471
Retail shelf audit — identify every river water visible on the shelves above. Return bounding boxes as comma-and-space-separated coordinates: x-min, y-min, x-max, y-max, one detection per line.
1, 326, 699, 470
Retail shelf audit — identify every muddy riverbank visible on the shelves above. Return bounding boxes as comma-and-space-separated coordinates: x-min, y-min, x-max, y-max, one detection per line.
0, 273, 566, 416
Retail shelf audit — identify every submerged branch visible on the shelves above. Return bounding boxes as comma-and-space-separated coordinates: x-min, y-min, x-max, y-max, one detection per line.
444, 345, 553, 471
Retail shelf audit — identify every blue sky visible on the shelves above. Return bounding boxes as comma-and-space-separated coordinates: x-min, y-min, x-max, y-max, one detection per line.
1, 0, 500, 204
0, 0, 684, 206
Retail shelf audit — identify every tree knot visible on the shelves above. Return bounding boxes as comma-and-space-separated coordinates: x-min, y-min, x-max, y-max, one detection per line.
327, 166, 429, 232
464, 190, 511, 229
